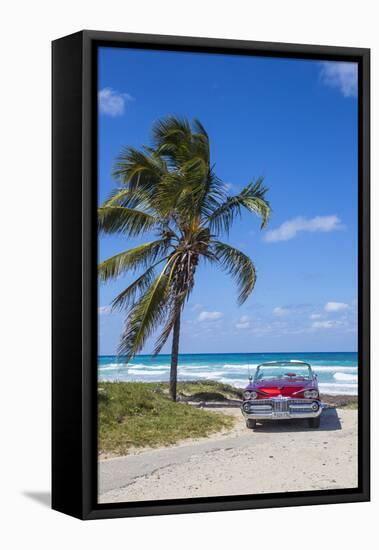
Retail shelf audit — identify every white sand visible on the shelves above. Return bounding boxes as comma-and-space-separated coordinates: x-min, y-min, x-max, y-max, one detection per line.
99, 407, 357, 503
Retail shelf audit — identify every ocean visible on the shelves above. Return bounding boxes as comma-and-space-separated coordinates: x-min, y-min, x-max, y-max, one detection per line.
98, 352, 358, 395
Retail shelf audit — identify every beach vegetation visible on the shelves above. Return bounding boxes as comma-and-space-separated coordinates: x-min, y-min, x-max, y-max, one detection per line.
98, 381, 235, 455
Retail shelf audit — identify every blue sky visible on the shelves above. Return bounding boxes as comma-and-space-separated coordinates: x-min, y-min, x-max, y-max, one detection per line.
98, 47, 358, 355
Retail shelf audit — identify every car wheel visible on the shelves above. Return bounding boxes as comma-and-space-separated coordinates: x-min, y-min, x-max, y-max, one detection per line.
308, 417, 321, 429
246, 419, 257, 429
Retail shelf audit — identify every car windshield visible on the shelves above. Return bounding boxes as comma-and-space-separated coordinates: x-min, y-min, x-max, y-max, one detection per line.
255, 364, 312, 381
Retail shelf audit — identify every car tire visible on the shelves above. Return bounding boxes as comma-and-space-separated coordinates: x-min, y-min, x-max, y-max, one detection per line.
246, 419, 257, 429
308, 417, 321, 429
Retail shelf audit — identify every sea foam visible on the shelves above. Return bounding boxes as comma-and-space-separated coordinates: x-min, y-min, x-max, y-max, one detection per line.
333, 372, 358, 382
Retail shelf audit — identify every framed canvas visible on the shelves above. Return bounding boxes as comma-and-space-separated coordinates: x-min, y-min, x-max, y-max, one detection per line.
52, 30, 370, 520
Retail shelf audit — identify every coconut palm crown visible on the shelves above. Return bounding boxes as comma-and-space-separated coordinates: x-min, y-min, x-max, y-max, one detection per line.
98, 116, 271, 400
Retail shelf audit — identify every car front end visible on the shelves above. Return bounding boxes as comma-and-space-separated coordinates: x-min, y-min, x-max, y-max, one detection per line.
241, 395, 322, 420
241, 361, 322, 428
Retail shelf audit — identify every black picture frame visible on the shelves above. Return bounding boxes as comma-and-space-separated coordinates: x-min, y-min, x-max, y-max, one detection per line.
52, 30, 370, 520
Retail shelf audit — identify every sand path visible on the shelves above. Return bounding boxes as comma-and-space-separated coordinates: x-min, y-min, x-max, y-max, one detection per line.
99, 407, 357, 503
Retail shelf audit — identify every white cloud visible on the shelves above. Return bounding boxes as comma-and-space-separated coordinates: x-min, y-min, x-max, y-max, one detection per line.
312, 319, 342, 330
324, 301, 349, 312
236, 315, 250, 329
98, 305, 111, 315
264, 215, 343, 243
250, 323, 274, 336
98, 87, 134, 117
198, 311, 223, 322
273, 306, 290, 317
310, 313, 322, 320
320, 62, 358, 98
191, 303, 204, 312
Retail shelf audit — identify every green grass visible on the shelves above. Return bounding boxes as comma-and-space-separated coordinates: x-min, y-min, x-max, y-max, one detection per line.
98, 381, 236, 456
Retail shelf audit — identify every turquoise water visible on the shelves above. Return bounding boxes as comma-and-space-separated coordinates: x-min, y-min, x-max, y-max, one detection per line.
98, 352, 358, 395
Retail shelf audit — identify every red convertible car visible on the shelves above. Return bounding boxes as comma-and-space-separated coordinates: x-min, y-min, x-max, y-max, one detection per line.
241, 360, 322, 429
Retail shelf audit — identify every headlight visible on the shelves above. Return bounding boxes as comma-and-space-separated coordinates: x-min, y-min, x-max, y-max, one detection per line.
304, 390, 319, 399
244, 390, 258, 400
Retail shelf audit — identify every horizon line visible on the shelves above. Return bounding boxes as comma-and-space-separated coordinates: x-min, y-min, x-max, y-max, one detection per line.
98, 350, 358, 357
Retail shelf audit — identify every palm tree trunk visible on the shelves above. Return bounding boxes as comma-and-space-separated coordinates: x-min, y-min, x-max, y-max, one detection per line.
169, 312, 181, 401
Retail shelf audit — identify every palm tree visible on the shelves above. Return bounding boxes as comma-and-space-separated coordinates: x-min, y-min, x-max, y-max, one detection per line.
98, 116, 270, 401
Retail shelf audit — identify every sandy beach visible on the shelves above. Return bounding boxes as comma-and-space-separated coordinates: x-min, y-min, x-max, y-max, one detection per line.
99, 403, 357, 503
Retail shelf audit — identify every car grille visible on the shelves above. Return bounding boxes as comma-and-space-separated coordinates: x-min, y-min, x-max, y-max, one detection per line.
244, 398, 319, 415
273, 399, 287, 413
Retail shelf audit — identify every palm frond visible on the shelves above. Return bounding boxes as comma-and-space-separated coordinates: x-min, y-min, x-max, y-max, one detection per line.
151, 172, 186, 217
207, 177, 270, 234
117, 255, 180, 358
199, 167, 226, 219
152, 116, 212, 171
112, 147, 167, 198
192, 118, 209, 139
117, 272, 170, 359
155, 158, 219, 223
152, 116, 192, 151
211, 241, 257, 304
98, 240, 170, 282
191, 119, 210, 163
98, 206, 158, 236
111, 260, 166, 311
102, 187, 152, 210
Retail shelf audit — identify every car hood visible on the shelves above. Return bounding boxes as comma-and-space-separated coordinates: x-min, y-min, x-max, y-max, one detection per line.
246, 378, 316, 397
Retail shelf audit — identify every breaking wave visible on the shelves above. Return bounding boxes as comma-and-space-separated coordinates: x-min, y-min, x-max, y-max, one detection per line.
98, 354, 358, 395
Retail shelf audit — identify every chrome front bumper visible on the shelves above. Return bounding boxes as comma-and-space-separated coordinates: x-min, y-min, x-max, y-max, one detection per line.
241, 397, 322, 420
